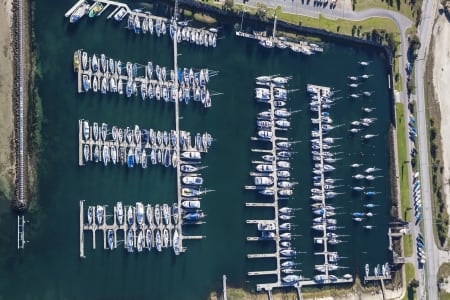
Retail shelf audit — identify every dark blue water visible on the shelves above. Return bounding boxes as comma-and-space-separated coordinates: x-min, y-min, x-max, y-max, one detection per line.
0, 1, 392, 299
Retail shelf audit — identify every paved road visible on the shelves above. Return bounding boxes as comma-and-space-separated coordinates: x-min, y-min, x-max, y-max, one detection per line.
412, 0, 440, 299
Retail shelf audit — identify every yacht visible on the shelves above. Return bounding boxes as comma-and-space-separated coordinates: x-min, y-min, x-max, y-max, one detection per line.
162, 204, 170, 225
102, 145, 109, 166
173, 229, 180, 255
126, 229, 134, 252
82, 74, 90, 92
282, 275, 302, 284
280, 249, 296, 257
127, 148, 134, 168
110, 146, 117, 164
259, 39, 274, 48
92, 54, 98, 72
136, 230, 143, 252
155, 230, 162, 252
100, 54, 107, 73
116, 202, 124, 225
183, 212, 205, 221
100, 76, 107, 94
132, 126, 140, 145
172, 203, 179, 225
163, 228, 169, 248
145, 229, 152, 250
114, 7, 127, 21
93, 145, 99, 163
256, 164, 274, 173
144, 205, 152, 225
154, 204, 161, 226
127, 206, 134, 225
181, 151, 201, 160
182, 200, 201, 209
107, 229, 114, 250
87, 206, 94, 225
183, 176, 203, 185
96, 205, 104, 225
254, 176, 274, 186
99, 123, 107, 142
135, 202, 144, 225
92, 75, 98, 92
81, 51, 88, 70
82, 120, 90, 141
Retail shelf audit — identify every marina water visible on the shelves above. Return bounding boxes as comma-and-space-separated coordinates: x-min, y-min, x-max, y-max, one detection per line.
0, 0, 392, 298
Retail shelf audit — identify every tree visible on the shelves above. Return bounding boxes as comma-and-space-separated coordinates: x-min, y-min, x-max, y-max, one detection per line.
386, 32, 400, 55
224, 0, 234, 11
410, 279, 419, 288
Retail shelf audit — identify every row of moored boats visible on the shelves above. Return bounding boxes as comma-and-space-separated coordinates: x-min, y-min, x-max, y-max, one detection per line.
75, 50, 214, 107
248, 76, 305, 285
86, 202, 182, 254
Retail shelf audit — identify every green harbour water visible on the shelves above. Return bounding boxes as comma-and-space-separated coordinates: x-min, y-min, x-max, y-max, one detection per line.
0, 1, 394, 299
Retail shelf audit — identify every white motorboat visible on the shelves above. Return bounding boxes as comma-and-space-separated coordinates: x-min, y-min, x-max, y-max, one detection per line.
183, 176, 203, 185
136, 202, 144, 225
254, 176, 274, 186
182, 200, 201, 209
126, 229, 134, 252
181, 151, 201, 160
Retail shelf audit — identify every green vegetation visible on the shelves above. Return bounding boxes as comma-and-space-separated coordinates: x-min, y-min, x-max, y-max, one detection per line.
355, 0, 423, 25
438, 263, 450, 299
403, 263, 417, 300
183, 9, 193, 17
428, 117, 448, 246
193, 13, 217, 24
396, 103, 411, 222
403, 233, 413, 257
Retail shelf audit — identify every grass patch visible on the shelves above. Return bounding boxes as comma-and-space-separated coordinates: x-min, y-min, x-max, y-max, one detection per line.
402, 263, 416, 300
193, 13, 217, 24
424, 34, 449, 247
396, 103, 411, 222
438, 263, 450, 299
355, 0, 423, 22
183, 9, 193, 17
404, 233, 413, 257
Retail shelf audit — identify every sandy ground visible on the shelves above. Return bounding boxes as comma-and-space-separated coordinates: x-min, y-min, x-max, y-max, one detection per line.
0, 0, 15, 202
432, 15, 450, 219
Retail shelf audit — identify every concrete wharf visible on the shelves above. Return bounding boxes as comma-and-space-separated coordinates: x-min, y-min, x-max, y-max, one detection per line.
78, 119, 211, 166
65, 0, 217, 47
74, 50, 212, 108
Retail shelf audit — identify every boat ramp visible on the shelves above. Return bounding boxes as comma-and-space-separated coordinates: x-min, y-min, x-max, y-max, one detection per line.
65, 0, 218, 47
78, 119, 212, 167
73, 50, 214, 108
